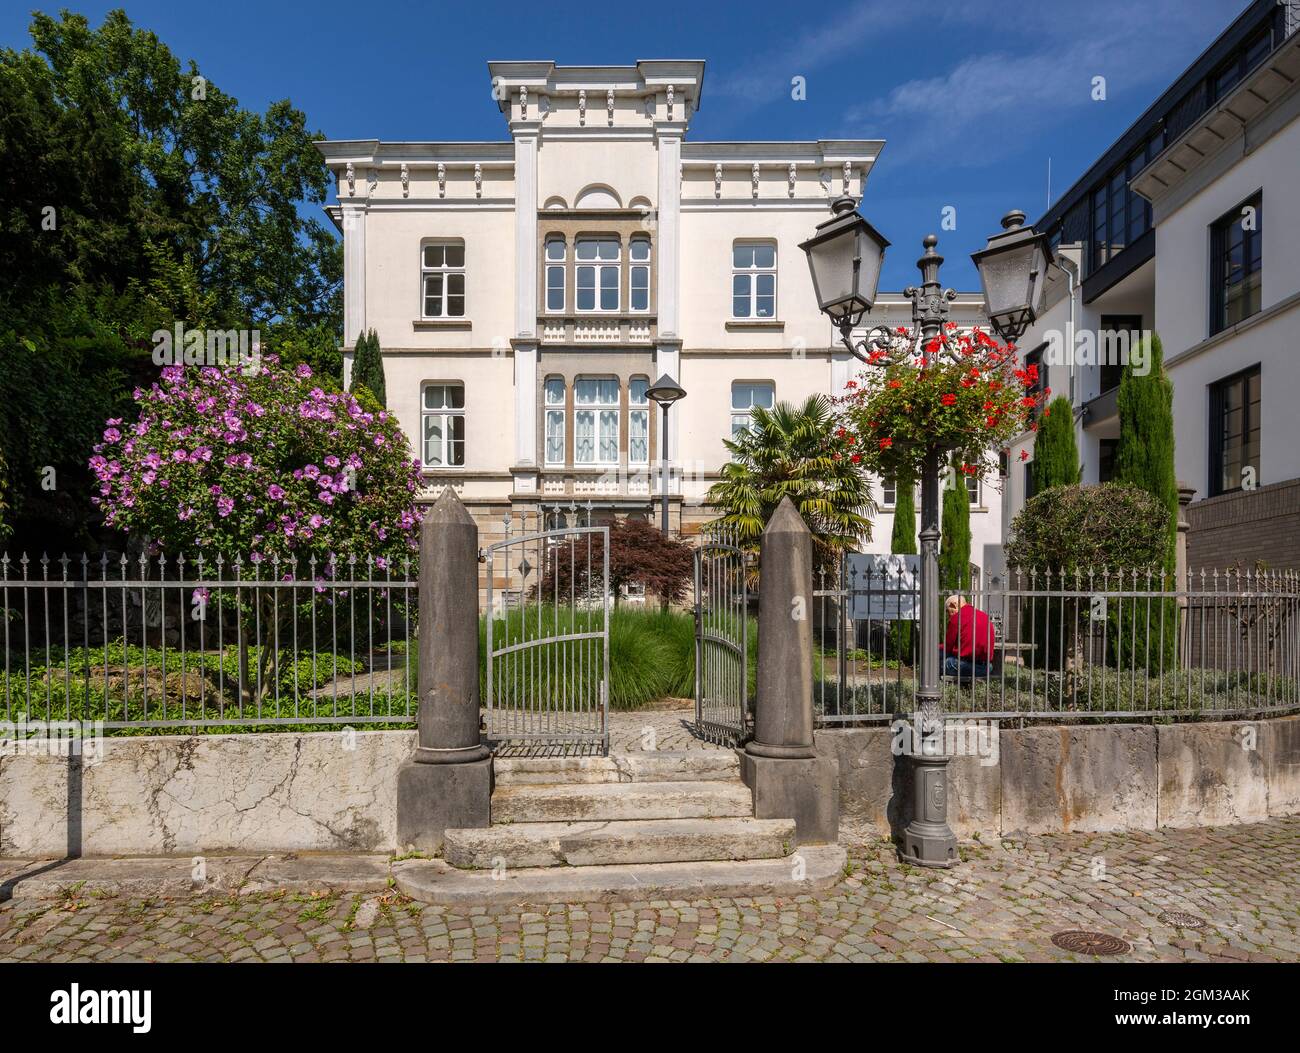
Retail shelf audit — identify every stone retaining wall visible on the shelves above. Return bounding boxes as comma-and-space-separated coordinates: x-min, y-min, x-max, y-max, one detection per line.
816, 715, 1300, 838
2, 717, 1296, 856
0, 730, 416, 858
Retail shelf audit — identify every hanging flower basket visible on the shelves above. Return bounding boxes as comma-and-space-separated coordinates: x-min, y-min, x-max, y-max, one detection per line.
834, 324, 1048, 482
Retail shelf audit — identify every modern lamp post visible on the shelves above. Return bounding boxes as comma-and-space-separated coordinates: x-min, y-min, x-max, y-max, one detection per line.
800, 197, 1050, 868
646, 374, 687, 534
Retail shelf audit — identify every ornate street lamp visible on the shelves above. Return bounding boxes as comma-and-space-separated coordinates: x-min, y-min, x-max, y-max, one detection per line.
646, 374, 687, 535
971, 209, 1053, 343
802, 196, 1046, 868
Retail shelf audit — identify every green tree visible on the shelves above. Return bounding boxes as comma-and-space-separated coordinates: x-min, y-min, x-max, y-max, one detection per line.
349, 329, 386, 407
1032, 396, 1080, 492
0, 9, 341, 548
938, 461, 972, 593
706, 395, 874, 569
889, 476, 917, 660
1113, 332, 1179, 670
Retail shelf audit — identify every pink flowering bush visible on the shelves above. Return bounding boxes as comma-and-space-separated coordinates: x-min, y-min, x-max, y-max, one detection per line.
90, 358, 421, 569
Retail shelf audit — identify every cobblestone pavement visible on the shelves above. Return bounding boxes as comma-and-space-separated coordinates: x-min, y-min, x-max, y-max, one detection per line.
2, 818, 1295, 963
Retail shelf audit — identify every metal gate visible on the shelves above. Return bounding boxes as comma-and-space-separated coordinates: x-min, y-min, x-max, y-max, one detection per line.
485, 514, 610, 754
694, 527, 749, 745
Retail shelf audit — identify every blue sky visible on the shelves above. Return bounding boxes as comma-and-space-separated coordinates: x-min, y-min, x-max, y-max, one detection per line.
3, 0, 1251, 289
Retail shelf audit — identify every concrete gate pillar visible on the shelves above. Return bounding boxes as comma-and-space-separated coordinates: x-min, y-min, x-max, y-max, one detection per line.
396, 487, 492, 852
741, 497, 839, 844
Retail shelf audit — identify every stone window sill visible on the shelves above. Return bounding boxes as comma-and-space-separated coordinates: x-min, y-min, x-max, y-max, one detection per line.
413, 319, 473, 331
725, 319, 785, 332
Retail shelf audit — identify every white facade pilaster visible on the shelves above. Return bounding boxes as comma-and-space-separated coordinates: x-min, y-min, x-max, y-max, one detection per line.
342, 204, 367, 348
513, 125, 540, 470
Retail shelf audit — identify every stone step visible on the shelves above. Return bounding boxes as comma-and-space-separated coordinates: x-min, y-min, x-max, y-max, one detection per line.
394, 844, 848, 907
491, 780, 754, 824
444, 817, 795, 869
493, 751, 740, 786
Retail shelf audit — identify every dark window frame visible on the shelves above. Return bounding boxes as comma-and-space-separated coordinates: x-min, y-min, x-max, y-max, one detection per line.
1209, 191, 1263, 336
1208, 364, 1261, 498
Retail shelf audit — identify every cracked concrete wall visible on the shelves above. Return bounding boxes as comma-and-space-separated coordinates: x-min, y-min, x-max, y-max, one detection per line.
1, 730, 416, 857
817, 715, 1300, 838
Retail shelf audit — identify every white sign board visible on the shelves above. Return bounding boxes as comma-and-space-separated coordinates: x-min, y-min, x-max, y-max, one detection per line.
845, 553, 920, 621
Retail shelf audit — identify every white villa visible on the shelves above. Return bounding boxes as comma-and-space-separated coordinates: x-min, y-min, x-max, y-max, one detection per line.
317, 59, 1002, 580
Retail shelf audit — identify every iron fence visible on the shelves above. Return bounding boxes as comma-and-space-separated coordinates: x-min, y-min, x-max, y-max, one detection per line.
814, 561, 1300, 724
1, 550, 417, 731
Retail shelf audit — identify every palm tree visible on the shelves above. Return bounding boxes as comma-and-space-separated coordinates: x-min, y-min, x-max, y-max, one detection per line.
705, 394, 874, 568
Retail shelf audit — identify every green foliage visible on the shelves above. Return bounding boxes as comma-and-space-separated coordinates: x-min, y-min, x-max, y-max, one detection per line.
1114, 332, 1178, 570
1005, 484, 1170, 573
1032, 395, 1080, 492
706, 394, 874, 569
889, 478, 916, 659
477, 607, 756, 711
938, 462, 971, 592
1006, 483, 1172, 669
0, 9, 341, 546
349, 329, 386, 407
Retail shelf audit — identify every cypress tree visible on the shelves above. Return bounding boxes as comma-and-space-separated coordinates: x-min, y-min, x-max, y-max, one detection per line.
1031, 395, 1080, 493
1114, 332, 1177, 569
889, 476, 917, 660
349, 328, 386, 407
938, 461, 972, 594
1112, 331, 1179, 670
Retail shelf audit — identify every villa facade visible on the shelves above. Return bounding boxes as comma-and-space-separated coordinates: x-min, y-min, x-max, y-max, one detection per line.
317, 60, 1003, 580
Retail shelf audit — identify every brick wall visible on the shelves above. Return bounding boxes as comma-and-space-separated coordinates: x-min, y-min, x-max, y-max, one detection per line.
1186, 477, 1300, 573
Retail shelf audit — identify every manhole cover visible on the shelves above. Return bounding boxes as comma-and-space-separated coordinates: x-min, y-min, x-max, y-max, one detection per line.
1051, 930, 1131, 956
1157, 911, 1206, 929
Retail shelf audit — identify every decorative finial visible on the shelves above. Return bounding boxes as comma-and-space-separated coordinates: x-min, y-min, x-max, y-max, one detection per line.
1001, 209, 1026, 230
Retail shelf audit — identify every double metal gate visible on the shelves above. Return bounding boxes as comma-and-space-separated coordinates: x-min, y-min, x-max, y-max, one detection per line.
694, 527, 749, 745
485, 516, 610, 753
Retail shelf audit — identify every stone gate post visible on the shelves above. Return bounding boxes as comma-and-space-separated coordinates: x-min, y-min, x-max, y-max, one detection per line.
741, 496, 839, 844
395, 487, 492, 852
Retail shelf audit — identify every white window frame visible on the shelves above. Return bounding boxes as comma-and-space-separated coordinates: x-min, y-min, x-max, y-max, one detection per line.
966, 474, 981, 507
421, 241, 466, 319
629, 237, 651, 313
575, 236, 621, 313
881, 477, 897, 509
730, 381, 774, 438
574, 377, 620, 466
629, 377, 650, 466
731, 241, 777, 319
421, 382, 466, 468
544, 377, 566, 466
545, 236, 566, 314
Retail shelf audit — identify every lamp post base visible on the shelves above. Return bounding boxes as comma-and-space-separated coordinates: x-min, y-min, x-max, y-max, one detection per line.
898, 752, 959, 868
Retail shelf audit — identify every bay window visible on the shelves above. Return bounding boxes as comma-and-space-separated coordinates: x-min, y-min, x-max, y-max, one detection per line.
629, 377, 649, 465
576, 236, 620, 312
544, 377, 565, 465
575, 378, 619, 464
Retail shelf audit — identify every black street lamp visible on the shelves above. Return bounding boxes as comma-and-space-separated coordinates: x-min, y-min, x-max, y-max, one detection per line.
646, 374, 687, 535
801, 197, 1048, 868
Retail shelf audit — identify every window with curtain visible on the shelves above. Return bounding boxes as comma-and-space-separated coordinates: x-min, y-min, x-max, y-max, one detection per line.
629, 377, 649, 465
544, 377, 565, 465
421, 383, 465, 466
575, 378, 619, 464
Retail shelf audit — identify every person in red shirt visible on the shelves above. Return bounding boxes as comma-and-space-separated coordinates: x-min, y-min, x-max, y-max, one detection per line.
943, 594, 995, 682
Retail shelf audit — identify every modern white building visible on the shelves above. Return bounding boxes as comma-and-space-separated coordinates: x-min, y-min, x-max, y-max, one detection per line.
316, 60, 1003, 579
1004, 0, 1300, 571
